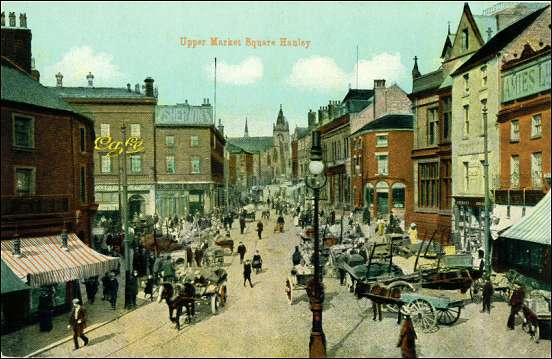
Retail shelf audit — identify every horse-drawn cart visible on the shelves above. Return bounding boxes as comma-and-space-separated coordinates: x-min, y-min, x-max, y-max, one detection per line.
285, 265, 315, 305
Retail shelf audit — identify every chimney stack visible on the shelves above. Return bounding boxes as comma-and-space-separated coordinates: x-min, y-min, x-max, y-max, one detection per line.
56, 72, 63, 87
1, 12, 5, 27
374, 79, 386, 89
1, 12, 32, 74
135, 83, 140, 94
217, 118, 224, 136
144, 77, 154, 97
127, 83, 131, 92
19, 13, 27, 28
86, 72, 94, 87
12, 233, 22, 258
8, 12, 15, 27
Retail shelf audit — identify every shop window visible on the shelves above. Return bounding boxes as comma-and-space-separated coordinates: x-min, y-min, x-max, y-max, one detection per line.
392, 182, 405, 208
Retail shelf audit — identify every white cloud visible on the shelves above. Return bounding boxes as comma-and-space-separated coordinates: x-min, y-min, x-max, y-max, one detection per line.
205, 57, 263, 85
43, 46, 124, 87
287, 53, 407, 91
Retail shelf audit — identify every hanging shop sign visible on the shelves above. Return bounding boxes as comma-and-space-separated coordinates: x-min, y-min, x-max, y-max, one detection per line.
94, 136, 145, 157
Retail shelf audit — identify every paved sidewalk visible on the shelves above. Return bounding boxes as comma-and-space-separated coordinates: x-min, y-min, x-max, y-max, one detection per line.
1, 257, 152, 358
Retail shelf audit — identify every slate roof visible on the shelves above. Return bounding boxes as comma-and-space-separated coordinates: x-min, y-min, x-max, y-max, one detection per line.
452, 6, 548, 76
228, 137, 274, 153
226, 142, 252, 155
1, 65, 90, 121
49, 86, 154, 100
411, 69, 445, 95
342, 89, 374, 103
155, 104, 213, 126
351, 113, 414, 135
473, 15, 499, 42
501, 191, 550, 245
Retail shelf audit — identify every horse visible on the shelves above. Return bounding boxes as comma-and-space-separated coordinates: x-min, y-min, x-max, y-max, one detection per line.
355, 281, 402, 323
157, 282, 194, 330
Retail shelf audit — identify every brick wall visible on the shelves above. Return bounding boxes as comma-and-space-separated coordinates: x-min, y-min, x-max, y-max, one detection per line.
0, 27, 32, 74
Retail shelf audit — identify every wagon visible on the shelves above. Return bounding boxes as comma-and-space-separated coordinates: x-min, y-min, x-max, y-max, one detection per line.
203, 247, 225, 267
214, 238, 234, 253
174, 267, 229, 315
285, 265, 315, 305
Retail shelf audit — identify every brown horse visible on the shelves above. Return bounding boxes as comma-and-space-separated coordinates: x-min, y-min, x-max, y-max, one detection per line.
140, 234, 183, 254
355, 282, 402, 323
157, 283, 194, 330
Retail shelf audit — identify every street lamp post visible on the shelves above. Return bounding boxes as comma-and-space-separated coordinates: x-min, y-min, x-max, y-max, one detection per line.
482, 106, 492, 281
121, 125, 132, 308
305, 130, 327, 358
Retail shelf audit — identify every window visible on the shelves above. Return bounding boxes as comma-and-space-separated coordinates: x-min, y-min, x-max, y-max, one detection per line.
376, 134, 388, 147
191, 136, 199, 147
442, 97, 452, 141
79, 127, 86, 152
166, 156, 176, 174
80, 166, 86, 204
510, 155, 520, 189
481, 66, 487, 87
480, 99, 487, 135
130, 124, 141, 138
463, 74, 470, 92
427, 108, 438, 145
101, 155, 112, 173
463, 162, 470, 192
463, 105, 470, 136
191, 157, 200, 174
392, 183, 406, 208
511, 120, 520, 141
130, 155, 142, 173
165, 135, 175, 146
15, 168, 34, 196
418, 162, 439, 208
13, 115, 35, 149
531, 152, 542, 188
531, 114, 542, 138
462, 28, 469, 50
440, 159, 452, 210
100, 123, 110, 137
376, 154, 388, 175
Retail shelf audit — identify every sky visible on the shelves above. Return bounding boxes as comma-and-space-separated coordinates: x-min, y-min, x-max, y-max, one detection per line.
4, 1, 514, 137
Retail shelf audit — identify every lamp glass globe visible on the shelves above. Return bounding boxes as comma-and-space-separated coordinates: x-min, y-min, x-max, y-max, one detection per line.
309, 161, 324, 175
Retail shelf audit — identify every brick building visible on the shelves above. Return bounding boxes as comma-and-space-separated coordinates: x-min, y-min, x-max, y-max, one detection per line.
49, 75, 158, 225
155, 100, 225, 217
350, 114, 414, 225
227, 142, 254, 206
494, 13, 551, 233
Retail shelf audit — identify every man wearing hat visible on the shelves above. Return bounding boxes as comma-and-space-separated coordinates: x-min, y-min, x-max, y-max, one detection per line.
108, 271, 119, 310
68, 298, 89, 350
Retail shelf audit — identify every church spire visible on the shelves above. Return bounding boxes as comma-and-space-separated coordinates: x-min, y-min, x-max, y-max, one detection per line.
244, 117, 249, 138
412, 56, 421, 79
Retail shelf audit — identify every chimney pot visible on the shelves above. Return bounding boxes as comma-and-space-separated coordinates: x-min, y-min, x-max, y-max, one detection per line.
1, 12, 5, 27
127, 83, 131, 92
19, 13, 27, 28
55, 72, 63, 87
9, 12, 15, 27
86, 72, 94, 87
135, 83, 140, 93
144, 77, 154, 97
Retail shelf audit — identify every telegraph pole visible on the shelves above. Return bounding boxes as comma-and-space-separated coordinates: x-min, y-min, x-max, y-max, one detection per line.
121, 125, 131, 308
482, 106, 491, 281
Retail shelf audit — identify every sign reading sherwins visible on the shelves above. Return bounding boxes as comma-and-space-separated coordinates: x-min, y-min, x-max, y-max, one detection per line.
94, 136, 145, 157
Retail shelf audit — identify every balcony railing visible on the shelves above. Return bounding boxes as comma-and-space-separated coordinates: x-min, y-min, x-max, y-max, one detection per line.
1, 195, 71, 217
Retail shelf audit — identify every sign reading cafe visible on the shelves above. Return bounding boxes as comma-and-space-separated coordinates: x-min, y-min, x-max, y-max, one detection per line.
502, 56, 551, 103
94, 136, 145, 157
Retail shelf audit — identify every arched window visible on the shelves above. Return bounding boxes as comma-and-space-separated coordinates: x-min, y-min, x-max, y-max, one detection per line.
392, 182, 406, 208
364, 183, 374, 207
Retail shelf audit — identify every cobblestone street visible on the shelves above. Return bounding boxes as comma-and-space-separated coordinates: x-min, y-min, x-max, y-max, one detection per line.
20, 214, 549, 358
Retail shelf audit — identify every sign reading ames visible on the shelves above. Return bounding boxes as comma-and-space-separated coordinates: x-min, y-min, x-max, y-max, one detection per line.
502, 56, 551, 103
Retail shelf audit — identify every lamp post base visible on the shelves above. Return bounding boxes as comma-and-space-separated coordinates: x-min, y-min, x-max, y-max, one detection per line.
309, 331, 326, 358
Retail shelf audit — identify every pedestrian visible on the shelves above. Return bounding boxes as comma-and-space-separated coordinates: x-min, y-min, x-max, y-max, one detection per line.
148, 252, 155, 276
277, 214, 285, 233
292, 246, 303, 266
482, 280, 493, 314
252, 250, 263, 274
335, 253, 347, 286
186, 245, 194, 268
144, 275, 155, 301
239, 216, 246, 235
330, 210, 336, 225
243, 259, 253, 288
67, 298, 89, 350
507, 285, 525, 329
127, 270, 139, 308
101, 272, 110, 301
84, 276, 99, 305
237, 242, 247, 264
194, 247, 203, 267
38, 287, 54, 332
108, 272, 119, 310
256, 220, 264, 239
162, 255, 176, 282
397, 315, 417, 358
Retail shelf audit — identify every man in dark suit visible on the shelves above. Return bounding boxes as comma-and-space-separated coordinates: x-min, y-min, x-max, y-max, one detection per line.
68, 298, 88, 350
243, 260, 253, 288
507, 286, 525, 329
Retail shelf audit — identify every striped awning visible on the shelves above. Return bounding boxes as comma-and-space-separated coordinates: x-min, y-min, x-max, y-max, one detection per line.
1, 233, 119, 288
501, 192, 551, 245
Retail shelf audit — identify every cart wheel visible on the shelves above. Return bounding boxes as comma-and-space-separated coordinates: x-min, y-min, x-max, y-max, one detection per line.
285, 278, 293, 305
385, 281, 415, 313
407, 299, 437, 333
210, 294, 220, 314
219, 285, 227, 307
356, 297, 371, 314
436, 307, 461, 325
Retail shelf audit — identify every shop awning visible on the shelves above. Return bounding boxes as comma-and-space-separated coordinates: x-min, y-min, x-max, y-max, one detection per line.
1, 258, 30, 294
1, 233, 119, 288
500, 192, 551, 245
